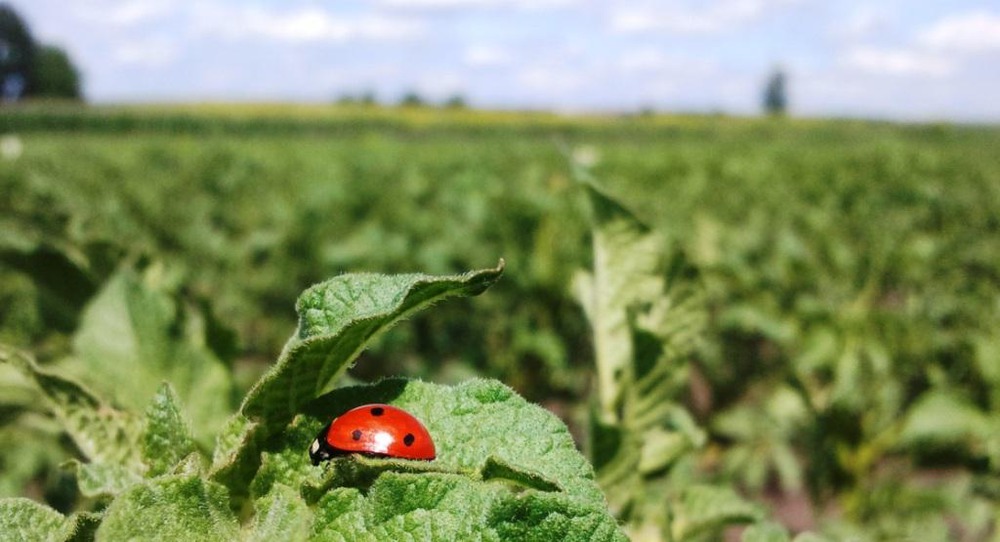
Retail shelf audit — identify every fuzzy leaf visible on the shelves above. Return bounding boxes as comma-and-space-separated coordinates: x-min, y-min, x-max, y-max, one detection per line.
741, 522, 791, 542
297, 453, 562, 504
95, 475, 239, 542
241, 261, 505, 425
68, 270, 234, 446
207, 414, 262, 495
243, 484, 311, 542
0, 345, 142, 469
671, 485, 762, 542
212, 264, 504, 495
310, 471, 627, 542
478, 455, 562, 493
899, 391, 992, 447
250, 379, 625, 540
69, 461, 143, 498
570, 171, 708, 531
268, 378, 605, 506
143, 383, 198, 476
0, 498, 78, 542
571, 178, 664, 421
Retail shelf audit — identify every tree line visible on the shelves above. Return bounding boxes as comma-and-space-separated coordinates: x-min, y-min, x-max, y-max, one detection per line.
1, 3, 82, 102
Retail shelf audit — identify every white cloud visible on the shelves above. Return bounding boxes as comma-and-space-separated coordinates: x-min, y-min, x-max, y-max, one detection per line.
106, 0, 174, 27
516, 66, 589, 94
619, 49, 672, 72
841, 47, 953, 78
113, 37, 178, 67
464, 45, 513, 67
919, 11, 1000, 53
829, 7, 889, 40
194, 6, 424, 43
617, 48, 718, 74
377, 0, 575, 10
415, 71, 466, 98
612, 0, 803, 34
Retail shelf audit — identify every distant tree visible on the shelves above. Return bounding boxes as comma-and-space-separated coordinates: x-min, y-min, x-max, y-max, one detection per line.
337, 91, 379, 107
359, 90, 377, 106
443, 94, 467, 109
399, 91, 425, 108
762, 67, 787, 116
0, 4, 83, 102
0, 3, 36, 101
336, 93, 360, 106
31, 45, 81, 99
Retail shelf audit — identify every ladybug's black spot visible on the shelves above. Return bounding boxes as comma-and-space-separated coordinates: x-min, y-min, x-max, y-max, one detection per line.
370, 407, 385, 416
351, 429, 362, 441
403, 433, 415, 446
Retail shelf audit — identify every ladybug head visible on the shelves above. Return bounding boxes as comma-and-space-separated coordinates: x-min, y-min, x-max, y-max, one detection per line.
309, 423, 335, 466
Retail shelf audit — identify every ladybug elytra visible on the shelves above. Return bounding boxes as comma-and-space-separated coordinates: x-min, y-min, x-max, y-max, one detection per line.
309, 403, 436, 465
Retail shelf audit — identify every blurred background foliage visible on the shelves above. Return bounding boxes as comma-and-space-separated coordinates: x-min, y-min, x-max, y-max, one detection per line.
1, 108, 999, 540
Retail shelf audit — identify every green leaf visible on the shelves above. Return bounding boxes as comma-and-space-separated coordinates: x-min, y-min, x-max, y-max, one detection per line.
212, 263, 504, 495
899, 391, 991, 448
256, 378, 606, 506
243, 484, 311, 542
570, 170, 708, 531
259, 379, 626, 540
791, 533, 833, 542
741, 522, 791, 542
240, 261, 505, 425
671, 485, 763, 542
142, 383, 198, 477
207, 414, 262, 495
69, 461, 143, 498
571, 178, 665, 421
309, 471, 627, 542
0, 498, 78, 542
68, 269, 234, 446
0, 345, 142, 470
95, 475, 239, 542
478, 455, 562, 493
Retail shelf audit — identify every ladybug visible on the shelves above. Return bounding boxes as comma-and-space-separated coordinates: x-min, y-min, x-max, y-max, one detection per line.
309, 403, 436, 465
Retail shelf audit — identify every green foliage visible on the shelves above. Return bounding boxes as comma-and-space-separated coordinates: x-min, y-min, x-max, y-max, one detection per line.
95, 475, 239, 541
0, 498, 85, 542
0, 346, 142, 470
142, 384, 198, 477
31, 45, 82, 100
241, 262, 505, 423
64, 269, 235, 447
671, 485, 762, 541
2, 107, 999, 539
0, 4, 82, 101
0, 4, 35, 92
762, 68, 787, 116
571, 165, 772, 539
1, 264, 626, 540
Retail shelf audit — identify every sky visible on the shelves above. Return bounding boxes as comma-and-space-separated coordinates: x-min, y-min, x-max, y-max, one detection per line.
9, 0, 1000, 121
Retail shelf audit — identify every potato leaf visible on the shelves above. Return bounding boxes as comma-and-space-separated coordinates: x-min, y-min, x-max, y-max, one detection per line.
212, 263, 504, 494
142, 383, 198, 477
257, 378, 606, 506
240, 260, 505, 425
0, 498, 79, 542
310, 471, 626, 542
243, 484, 312, 542
95, 475, 239, 542
68, 270, 234, 446
671, 485, 763, 542
0, 345, 142, 470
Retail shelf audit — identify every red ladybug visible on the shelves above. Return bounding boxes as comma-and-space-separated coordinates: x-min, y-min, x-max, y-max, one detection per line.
309, 403, 436, 465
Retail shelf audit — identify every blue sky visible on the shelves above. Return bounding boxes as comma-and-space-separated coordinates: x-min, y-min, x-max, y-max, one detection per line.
11, 0, 1000, 121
